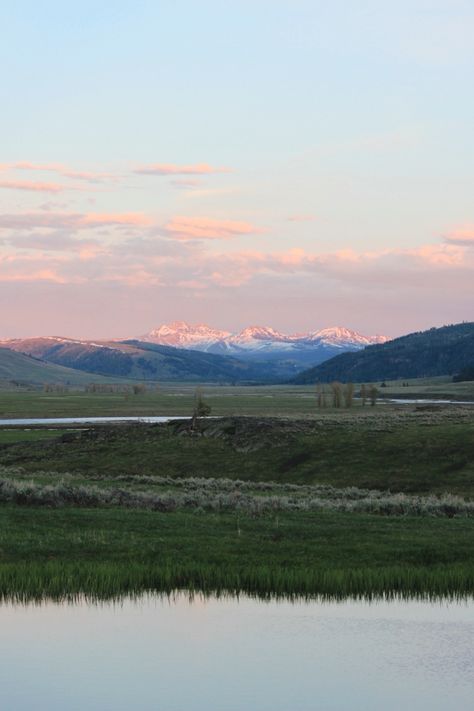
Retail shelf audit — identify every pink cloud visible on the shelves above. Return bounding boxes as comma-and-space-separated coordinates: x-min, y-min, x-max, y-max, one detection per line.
0, 211, 151, 231
164, 216, 264, 240
0, 269, 68, 283
0, 252, 74, 284
82, 212, 151, 227
12, 162, 116, 184
135, 163, 230, 176
444, 227, 474, 246
9, 233, 105, 255
0, 225, 472, 306
0, 180, 70, 193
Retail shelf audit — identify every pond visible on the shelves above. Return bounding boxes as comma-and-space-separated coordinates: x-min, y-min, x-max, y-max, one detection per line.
0, 595, 472, 711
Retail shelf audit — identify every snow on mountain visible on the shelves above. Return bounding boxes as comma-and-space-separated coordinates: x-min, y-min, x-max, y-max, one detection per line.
141, 322, 388, 355
143, 321, 231, 351
226, 326, 295, 352
305, 327, 388, 348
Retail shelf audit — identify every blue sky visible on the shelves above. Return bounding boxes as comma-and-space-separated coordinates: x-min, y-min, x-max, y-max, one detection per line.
0, 1, 473, 337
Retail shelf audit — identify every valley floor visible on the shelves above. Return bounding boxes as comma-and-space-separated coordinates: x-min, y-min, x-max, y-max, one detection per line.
0, 401, 473, 600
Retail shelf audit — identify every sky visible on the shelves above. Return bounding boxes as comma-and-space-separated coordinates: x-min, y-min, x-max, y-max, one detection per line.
0, 0, 473, 339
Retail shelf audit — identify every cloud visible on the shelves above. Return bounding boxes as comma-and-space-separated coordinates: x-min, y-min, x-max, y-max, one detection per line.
11, 162, 117, 184
0, 211, 151, 231
0, 252, 73, 284
9, 232, 105, 256
163, 216, 264, 240
176, 240, 472, 288
134, 163, 230, 176
444, 227, 474, 246
0, 217, 472, 321
0, 180, 73, 193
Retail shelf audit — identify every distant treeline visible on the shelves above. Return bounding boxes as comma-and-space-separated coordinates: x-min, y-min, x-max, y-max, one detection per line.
43, 382, 158, 394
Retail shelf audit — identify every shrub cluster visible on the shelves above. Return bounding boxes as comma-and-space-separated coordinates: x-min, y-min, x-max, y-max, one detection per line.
0, 477, 472, 518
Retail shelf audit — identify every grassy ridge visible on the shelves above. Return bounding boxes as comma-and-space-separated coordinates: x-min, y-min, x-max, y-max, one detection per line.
2, 412, 474, 496
0, 506, 473, 600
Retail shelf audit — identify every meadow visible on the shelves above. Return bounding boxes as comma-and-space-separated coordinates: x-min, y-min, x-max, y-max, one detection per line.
0, 376, 473, 420
0, 385, 473, 600
2, 409, 473, 495
0, 505, 472, 601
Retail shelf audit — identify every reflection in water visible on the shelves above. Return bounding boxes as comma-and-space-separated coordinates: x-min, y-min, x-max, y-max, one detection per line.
0, 595, 472, 711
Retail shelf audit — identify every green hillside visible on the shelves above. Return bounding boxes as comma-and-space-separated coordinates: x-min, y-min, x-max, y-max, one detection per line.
2, 338, 285, 383
0, 347, 113, 386
293, 322, 474, 384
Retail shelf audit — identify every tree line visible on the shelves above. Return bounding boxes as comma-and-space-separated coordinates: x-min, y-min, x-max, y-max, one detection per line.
315, 382, 378, 408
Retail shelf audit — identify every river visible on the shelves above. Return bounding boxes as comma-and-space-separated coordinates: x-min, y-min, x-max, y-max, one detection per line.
0, 595, 472, 710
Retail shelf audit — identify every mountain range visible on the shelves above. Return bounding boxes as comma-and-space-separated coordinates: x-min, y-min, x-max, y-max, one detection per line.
141, 322, 387, 364
293, 322, 474, 384
0, 323, 387, 383
1, 322, 472, 386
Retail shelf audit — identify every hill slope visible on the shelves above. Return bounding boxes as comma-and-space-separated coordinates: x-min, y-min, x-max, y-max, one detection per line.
0, 337, 287, 383
0, 347, 112, 386
293, 322, 474, 384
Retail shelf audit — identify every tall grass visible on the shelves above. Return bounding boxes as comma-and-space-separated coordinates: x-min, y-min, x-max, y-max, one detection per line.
0, 561, 472, 604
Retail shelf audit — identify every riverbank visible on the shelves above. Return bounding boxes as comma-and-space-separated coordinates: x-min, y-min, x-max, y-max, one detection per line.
1, 505, 473, 601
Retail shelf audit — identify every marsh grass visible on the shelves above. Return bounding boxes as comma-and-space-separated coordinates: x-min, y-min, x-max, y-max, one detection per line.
0, 562, 472, 604
0, 505, 473, 600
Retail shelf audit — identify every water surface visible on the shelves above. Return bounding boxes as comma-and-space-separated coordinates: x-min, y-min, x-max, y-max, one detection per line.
0, 416, 191, 426
0, 595, 472, 711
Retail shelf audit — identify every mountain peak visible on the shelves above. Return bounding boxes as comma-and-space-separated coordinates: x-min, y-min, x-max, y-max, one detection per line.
141, 322, 387, 355
235, 325, 288, 341
143, 321, 231, 350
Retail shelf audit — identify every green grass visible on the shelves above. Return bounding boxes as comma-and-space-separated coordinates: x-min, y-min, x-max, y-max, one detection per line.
0, 380, 472, 421
0, 429, 77, 444
2, 412, 474, 496
1, 392, 473, 600
0, 386, 360, 419
0, 347, 129, 387
0, 505, 472, 600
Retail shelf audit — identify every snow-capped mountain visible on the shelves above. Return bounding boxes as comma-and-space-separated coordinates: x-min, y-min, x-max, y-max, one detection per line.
144, 321, 231, 351
304, 327, 387, 348
141, 322, 388, 359
226, 326, 295, 352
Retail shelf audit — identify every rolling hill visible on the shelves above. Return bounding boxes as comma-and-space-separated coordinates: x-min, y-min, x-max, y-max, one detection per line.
0, 347, 113, 386
0, 337, 288, 383
293, 322, 474, 384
